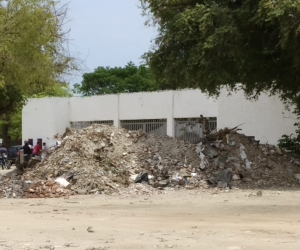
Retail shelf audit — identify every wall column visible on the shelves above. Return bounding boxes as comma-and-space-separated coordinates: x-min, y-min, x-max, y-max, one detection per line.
167, 91, 174, 137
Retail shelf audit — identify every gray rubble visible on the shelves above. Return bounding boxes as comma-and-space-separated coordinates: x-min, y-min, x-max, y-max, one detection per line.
0, 124, 299, 198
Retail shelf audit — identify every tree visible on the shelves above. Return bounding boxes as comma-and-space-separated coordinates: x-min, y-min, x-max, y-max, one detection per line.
0, 83, 72, 145
0, 0, 76, 117
140, 0, 300, 102
73, 62, 158, 96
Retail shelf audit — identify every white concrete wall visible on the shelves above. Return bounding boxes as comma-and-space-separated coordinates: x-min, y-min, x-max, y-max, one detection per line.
119, 91, 174, 135
70, 95, 119, 127
22, 89, 298, 146
218, 90, 297, 144
173, 89, 218, 118
22, 98, 70, 147
68, 90, 217, 136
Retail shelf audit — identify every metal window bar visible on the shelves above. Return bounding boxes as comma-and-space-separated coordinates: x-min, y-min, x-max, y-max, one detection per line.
120, 119, 167, 136
208, 117, 217, 131
70, 120, 114, 130
174, 117, 217, 144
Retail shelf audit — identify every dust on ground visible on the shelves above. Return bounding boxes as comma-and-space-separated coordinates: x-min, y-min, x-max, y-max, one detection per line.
1, 189, 300, 250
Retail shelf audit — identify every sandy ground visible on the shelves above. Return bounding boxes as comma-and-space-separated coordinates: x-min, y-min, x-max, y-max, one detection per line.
1, 167, 300, 250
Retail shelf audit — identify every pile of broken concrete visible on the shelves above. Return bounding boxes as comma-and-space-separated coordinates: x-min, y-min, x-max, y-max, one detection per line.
1, 124, 299, 198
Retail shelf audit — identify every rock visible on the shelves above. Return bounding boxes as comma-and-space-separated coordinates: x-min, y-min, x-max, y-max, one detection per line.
130, 174, 138, 181
207, 177, 218, 185
55, 177, 71, 189
215, 156, 226, 168
217, 181, 228, 188
87, 227, 94, 233
243, 178, 252, 182
155, 180, 169, 188
256, 180, 264, 186
276, 147, 283, 155
295, 174, 300, 183
232, 174, 240, 180
202, 145, 218, 158
148, 179, 155, 186
234, 163, 243, 172
218, 169, 233, 188
227, 157, 238, 162
179, 169, 189, 177
134, 173, 149, 183
256, 190, 262, 197
231, 180, 241, 186
76, 189, 87, 195
195, 146, 201, 155
261, 158, 267, 162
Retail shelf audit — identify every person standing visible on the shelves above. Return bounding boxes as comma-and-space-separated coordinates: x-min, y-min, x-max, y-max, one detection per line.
32, 143, 41, 157
22, 141, 32, 155
41, 142, 48, 161
0, 144, 7, 155
22, 141, 32, 161
0, 144, 8, 169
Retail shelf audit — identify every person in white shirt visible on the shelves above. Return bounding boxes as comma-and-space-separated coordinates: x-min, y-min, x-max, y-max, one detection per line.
41, 142, 48, 161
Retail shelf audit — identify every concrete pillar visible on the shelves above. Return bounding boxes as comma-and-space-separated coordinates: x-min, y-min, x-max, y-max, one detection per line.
114, 119, 119, 128
167, 91, 174, 137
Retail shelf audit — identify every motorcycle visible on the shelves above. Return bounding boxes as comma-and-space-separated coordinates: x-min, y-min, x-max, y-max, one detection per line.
0, 153, 11, 170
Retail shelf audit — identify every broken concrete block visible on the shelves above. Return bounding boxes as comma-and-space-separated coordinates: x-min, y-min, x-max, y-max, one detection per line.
202, 145, 218, 158
55, 177, 71, 189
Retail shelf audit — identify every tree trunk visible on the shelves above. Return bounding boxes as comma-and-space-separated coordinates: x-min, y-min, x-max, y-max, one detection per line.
1, 123, 12, 147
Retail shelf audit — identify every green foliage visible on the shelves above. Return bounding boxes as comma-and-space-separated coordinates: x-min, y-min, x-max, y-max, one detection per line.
140, 0, 300, 101
278, 119, 300, 156
6, 111, 22, 141
31, 83, 72, 98
141, 0, 300, 153
73, 62, 158, 96
0, 83, 73, 141
0, 0, 76, 117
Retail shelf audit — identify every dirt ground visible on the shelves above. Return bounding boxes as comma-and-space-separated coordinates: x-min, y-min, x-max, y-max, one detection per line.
0, 179, 300, 250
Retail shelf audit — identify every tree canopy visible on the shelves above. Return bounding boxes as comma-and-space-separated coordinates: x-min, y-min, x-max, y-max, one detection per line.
0, 82, 72, 144
0, 0, 76, 117
73, 62, 158, 96
140, 0, 300, 102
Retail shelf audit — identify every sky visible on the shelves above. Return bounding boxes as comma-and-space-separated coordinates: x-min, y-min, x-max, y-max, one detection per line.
61, 0, 157, 86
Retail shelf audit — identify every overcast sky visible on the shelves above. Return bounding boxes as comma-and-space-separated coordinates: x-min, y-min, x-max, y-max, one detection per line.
62, 0, 157, 85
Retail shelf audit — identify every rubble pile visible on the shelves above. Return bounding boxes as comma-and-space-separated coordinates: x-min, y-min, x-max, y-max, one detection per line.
22, 126, 140, 196
133, 132, 300, 189
23, 180, 74, 198
1, 124, 299, 198
0, 173, 24, 198
116, 183, 164, 198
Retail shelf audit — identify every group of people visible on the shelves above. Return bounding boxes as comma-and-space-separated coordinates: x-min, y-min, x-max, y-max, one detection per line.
0, 140, 51, 165
22, 141, 48, 161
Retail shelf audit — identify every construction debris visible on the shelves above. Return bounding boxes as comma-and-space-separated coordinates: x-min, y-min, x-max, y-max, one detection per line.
0, 124, 299, 198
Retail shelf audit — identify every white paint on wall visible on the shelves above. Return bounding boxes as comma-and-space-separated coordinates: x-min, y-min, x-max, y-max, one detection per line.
22, 89, 298, 146
173, 89, 218, 118
22, 98, 70, 147
119, 91, 174, 136
70, 95, 119, 125
119, 91, 173, 120
217, 90, 297, 144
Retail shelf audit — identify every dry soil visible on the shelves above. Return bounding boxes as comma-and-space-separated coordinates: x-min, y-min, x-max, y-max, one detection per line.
0, 186, 300, 250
